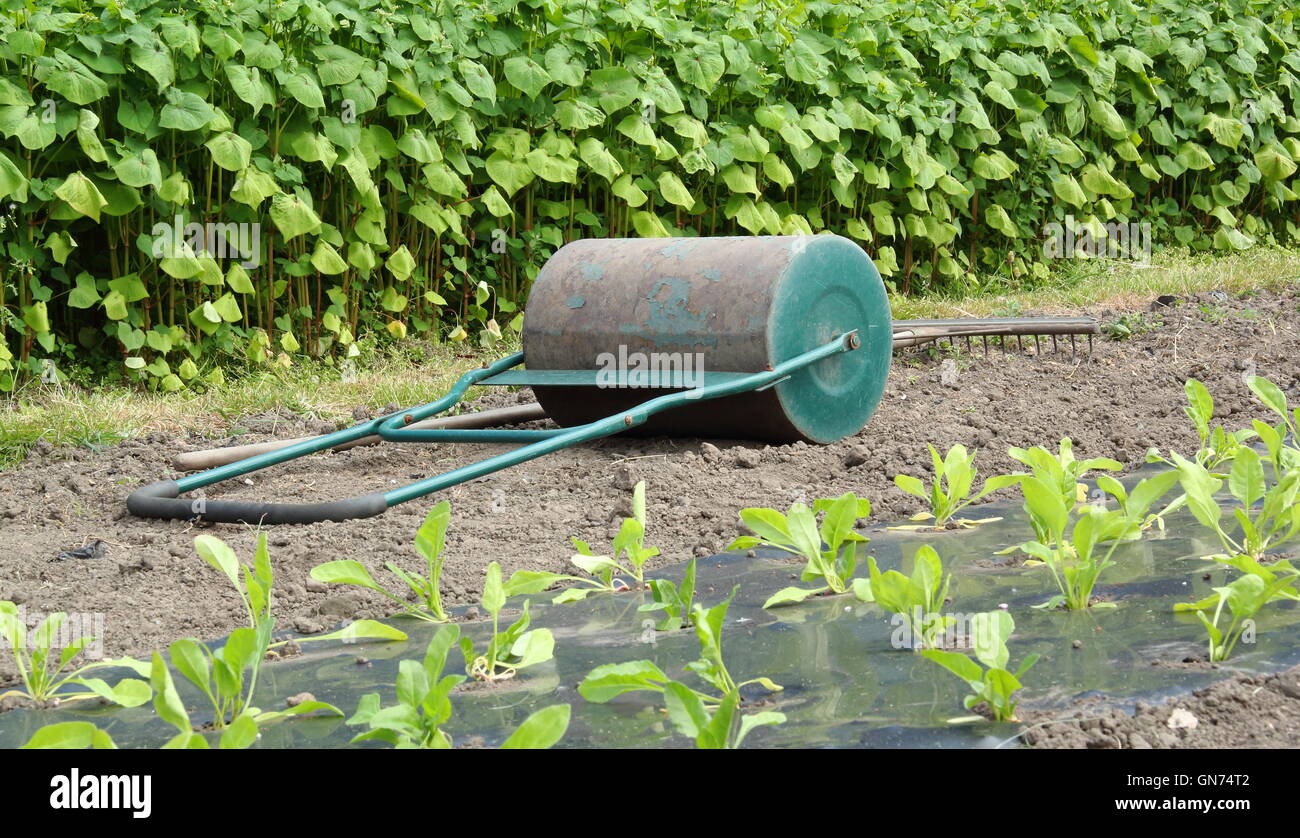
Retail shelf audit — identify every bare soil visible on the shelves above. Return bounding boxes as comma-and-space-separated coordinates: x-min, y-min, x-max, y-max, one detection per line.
2, 282, 1298, 714
1020, 663, 1300, 748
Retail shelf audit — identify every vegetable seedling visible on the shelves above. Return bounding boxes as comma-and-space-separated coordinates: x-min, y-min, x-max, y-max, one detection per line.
921, 611, 1038, 722
309, 501, 457, 622
729, 492, 873, 607
458, 561, 556, 681
854, 545, 954, 650
638, 557, 697, 630
1170, 448, 1300, 563
1012, 470, 1179, 610
580, 592, 784, 748
0, 601, 150, 707
559, 481, 661, 601
1245, 375, 1300, 475
199, 533, 407, 647
350, 625, 571, 748
891, 444, 1019, 530
1174, 557, 1300, 661
1006, 438, 1122, 524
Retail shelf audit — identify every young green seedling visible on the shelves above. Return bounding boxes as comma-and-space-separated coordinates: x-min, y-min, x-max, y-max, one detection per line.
729, 492, 872, 607
172, 534, 398, 731
638, 557, 697, 630
559, 481, 661, 601
458, 561, 555, 681
580, 591, 784, 747
309, 501, 457, 622
854, 545, 954, 650
1170, 448, 1300, 563
1006, 438, 1122, 520
20, 721, 119, 750
350, 625, 571, 749
200, 533, 407, 647
891, 444, 1019, 530
1246, 375, 1300, 475
0, 601, 150, 707
921, 611, 1039, 722
1013, 470, 1179, 610
151, 651, 256, 749
1144, 379, 1258, 529
1174, 556, 1300, 661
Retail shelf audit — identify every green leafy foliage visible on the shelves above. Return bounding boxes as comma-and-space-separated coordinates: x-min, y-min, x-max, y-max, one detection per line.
854, 545, 954, 650
310, 501, 457, 622
6, 0, 1300, 391
458, 562, 555, 681
0, 600, 150, 706
1174, 556, 1300, 661
1011, 469, 1179, 609
922, 611, 1038, 722
729, 492, 872, 607
638, 558, 697, 631
892, 444, 1018, 529
1169, 448, 1300, 563
349, 625, 570, 748
557, 480, 660, 601
579, 590, 784, 748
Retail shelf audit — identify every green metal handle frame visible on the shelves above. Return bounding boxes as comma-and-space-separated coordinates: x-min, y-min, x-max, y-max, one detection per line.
127, 332, 858, 524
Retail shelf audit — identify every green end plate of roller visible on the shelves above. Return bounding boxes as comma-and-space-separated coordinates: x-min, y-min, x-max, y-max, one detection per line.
768, 235, 892, 444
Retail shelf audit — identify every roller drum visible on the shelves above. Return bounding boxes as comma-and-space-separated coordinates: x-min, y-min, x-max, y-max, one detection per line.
521, 235, 891, 444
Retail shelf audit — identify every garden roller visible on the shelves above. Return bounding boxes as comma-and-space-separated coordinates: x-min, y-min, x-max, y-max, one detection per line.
128, 235, 893, 524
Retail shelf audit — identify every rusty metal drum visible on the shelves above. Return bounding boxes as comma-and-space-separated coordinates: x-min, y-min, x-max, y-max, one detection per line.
521, 235, 892, 444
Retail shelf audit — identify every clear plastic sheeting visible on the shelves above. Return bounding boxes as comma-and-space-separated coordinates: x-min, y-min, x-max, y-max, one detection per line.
3, 482, 1298, 749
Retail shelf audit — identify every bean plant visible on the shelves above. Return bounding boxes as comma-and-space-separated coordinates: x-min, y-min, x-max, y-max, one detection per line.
0, 600, 150, 707
1174, 556, 1300, 661
922, 611, 1038, 722
729, 492, 872, 607
5, 0, 1300, 395
350, 625, 570, 749
892, 444, 1019, 530
855, 545, 954, 651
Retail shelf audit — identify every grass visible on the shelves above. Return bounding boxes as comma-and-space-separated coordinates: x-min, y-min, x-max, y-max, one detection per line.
0, 339, 517, 469
3, 245, 1299, 470
888, 245, 1300, 319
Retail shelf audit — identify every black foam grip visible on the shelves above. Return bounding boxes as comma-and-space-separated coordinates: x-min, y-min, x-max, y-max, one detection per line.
126, 480, 388, 524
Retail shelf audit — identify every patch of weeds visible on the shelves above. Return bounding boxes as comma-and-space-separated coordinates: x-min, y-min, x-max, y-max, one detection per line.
1101, 311, 1163, 340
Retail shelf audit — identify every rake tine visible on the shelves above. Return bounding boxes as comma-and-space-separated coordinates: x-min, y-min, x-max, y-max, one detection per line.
1070, 334, 1077, 362
1017, 334, 1023, 352
1035, 334, 1041, 355
1052, 334, 1059, 354
982, 336, 988, 356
